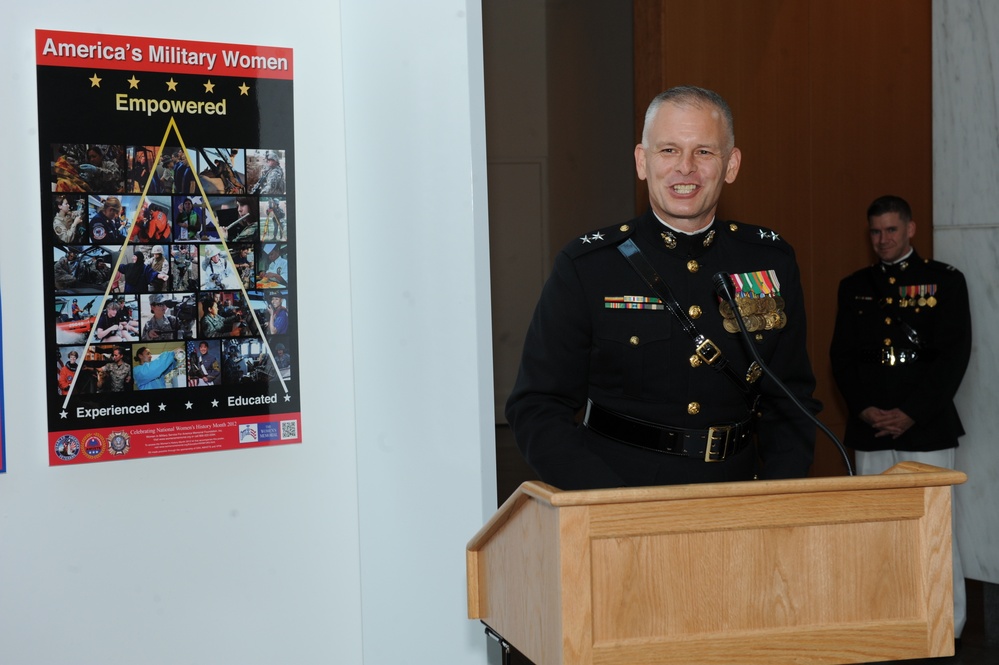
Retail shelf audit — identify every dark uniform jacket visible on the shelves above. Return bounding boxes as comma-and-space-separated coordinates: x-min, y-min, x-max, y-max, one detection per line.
830, 251, 971, 452
506, 210, 820, 490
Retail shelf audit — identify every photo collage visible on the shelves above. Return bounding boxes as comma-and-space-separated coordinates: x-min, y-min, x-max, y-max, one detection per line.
51, 143, 292, 397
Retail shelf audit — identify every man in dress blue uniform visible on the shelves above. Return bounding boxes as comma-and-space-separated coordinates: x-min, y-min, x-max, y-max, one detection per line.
506, 86, 820, 491
829, 194, 971, 640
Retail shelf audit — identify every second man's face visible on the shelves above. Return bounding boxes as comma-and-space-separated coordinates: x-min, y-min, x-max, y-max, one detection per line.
868, 212, 915, 263
635, 102, 741, 232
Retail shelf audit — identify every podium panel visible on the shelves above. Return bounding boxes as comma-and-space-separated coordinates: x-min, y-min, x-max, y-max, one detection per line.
467, 462, 965, 665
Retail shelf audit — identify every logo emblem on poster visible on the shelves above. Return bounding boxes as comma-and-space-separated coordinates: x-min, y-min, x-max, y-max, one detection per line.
55, 434, 80, 461
238, 424, 258, 443
82, 432, 106, 460
108, 431, 131, 456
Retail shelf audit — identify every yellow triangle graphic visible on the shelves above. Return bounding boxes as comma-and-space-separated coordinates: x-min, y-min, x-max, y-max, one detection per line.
62, 117, 288, 407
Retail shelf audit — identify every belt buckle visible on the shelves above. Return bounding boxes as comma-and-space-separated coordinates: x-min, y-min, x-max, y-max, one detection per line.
695, 337, 722, 365
705, 425, 733, 462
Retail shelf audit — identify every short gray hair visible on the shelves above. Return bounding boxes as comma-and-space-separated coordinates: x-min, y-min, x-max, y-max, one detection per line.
641, 85, 735, 150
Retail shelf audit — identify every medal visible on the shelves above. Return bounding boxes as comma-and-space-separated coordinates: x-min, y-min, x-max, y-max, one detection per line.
604, 295, 664, 310
718, 269, 787, 334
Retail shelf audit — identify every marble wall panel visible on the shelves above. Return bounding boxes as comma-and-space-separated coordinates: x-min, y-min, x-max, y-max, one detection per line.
934, 0, 999, 583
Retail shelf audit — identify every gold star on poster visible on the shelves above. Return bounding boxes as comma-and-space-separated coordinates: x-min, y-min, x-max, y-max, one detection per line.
166, 78, 178, 91
89, 73, 101, 87
127, 76, 140, 89
204, 79, 215, 93
238, 82, 250, 95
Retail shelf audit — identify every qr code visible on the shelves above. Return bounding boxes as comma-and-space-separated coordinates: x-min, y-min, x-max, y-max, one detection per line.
280, 419, 298, 440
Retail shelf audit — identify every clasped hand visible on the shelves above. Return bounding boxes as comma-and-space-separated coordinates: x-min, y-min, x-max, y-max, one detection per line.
860, 407, 914, 439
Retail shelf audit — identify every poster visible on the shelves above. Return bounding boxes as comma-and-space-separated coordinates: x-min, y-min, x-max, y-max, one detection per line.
37, 30, 301, 465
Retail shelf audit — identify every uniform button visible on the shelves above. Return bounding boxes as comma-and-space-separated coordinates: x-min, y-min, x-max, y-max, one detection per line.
884, 338, 892, 346
884, 317, 892, 325
629, 336, 640, 346
687, 260, 699, 273
755, 333, 764, 341
688, 305, 702, 319
687, 402, 700, 415
889, 277, 896, 285
729, 223, 738, 231
689, 354, 702, 367
885, 297, 893, 305
619, 224, 630, 232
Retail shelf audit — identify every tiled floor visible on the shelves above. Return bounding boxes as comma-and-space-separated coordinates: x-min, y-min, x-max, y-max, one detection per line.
493, 425, 998, 665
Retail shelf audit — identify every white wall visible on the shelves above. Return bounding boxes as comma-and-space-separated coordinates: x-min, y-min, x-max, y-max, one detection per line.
0, 2, 494, 664
340, 0, 497, 662
933, 0, 999, 586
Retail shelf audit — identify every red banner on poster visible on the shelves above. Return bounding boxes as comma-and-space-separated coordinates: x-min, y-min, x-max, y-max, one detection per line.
50, 412, 300, 464
37, 30, 293, 79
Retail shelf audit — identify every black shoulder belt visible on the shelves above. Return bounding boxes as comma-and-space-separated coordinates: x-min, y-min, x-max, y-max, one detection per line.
618, 238, 761, 409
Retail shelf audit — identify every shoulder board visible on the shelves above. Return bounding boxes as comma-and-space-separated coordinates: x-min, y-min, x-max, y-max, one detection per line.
561, 222, 637, 259
924, 257, 963, 273
722, 220, 794, 253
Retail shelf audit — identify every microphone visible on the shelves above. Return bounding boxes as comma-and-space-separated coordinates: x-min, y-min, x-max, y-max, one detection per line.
713, 272, 854, 476
711, 271, 736, 304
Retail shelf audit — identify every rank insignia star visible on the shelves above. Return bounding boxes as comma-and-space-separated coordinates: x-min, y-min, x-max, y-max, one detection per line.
580, 235, 592, 244
591, 232, 604, 241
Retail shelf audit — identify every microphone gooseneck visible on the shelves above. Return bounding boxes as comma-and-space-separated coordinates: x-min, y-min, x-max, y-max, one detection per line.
713, 272, 855, 476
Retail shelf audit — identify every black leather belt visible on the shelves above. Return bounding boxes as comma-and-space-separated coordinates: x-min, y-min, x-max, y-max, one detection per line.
859, 347, 935, 365
583, 400, 754, 462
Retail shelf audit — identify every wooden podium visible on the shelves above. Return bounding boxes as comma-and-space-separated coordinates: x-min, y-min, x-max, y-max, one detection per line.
467, 462, 966, 665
